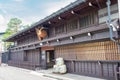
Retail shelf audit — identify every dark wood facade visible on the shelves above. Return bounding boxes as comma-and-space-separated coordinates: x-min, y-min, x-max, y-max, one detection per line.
5, 0, 120, 79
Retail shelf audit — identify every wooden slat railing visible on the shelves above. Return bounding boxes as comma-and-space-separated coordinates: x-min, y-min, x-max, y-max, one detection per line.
65, 60, 120, 80
8, 60, 40, 70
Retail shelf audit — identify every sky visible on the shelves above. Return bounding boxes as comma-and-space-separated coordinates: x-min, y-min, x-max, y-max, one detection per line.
0, 0, 76, 33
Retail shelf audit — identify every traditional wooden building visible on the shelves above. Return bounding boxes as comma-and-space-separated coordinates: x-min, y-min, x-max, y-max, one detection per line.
4, 0, 120, 79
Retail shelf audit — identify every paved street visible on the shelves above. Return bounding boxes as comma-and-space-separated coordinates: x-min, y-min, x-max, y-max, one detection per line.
0, 65, 106, 80
0, 65, 56, 80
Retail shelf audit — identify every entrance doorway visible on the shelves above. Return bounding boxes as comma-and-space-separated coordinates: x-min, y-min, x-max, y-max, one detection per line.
46, 50, 54, 68
40, 46, 55, 69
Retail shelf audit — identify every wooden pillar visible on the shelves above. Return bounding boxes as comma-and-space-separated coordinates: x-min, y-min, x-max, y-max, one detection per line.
72, 60, 75, 72
98, 61, 103, 77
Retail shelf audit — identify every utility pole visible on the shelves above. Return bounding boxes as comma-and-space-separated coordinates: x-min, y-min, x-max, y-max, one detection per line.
106, 0, 120, 54
118, 0, 120, 23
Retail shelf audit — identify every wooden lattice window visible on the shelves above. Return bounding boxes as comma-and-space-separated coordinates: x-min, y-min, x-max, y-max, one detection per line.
79, 11, 97, 28
66, 18, 78, 32
55, 24, 65, 35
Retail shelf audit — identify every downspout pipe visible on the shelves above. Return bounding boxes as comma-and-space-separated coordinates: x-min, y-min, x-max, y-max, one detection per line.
106, 0, 120, 52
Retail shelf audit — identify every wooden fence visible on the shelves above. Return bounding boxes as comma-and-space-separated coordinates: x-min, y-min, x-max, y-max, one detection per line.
8, 60, 40, 70
65, 60, 120, 80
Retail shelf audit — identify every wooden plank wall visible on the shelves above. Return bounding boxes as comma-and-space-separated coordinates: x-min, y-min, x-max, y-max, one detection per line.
55, 40, 120, 60
65, 60, 119, 80
9, 49, 40, 70
17, 33, 38, 46
24, 49, 40, 65
11, 51, 24, 61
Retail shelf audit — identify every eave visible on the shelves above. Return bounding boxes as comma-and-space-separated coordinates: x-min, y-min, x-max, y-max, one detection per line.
4, 0, 97, 42
4, 0, 116, 42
